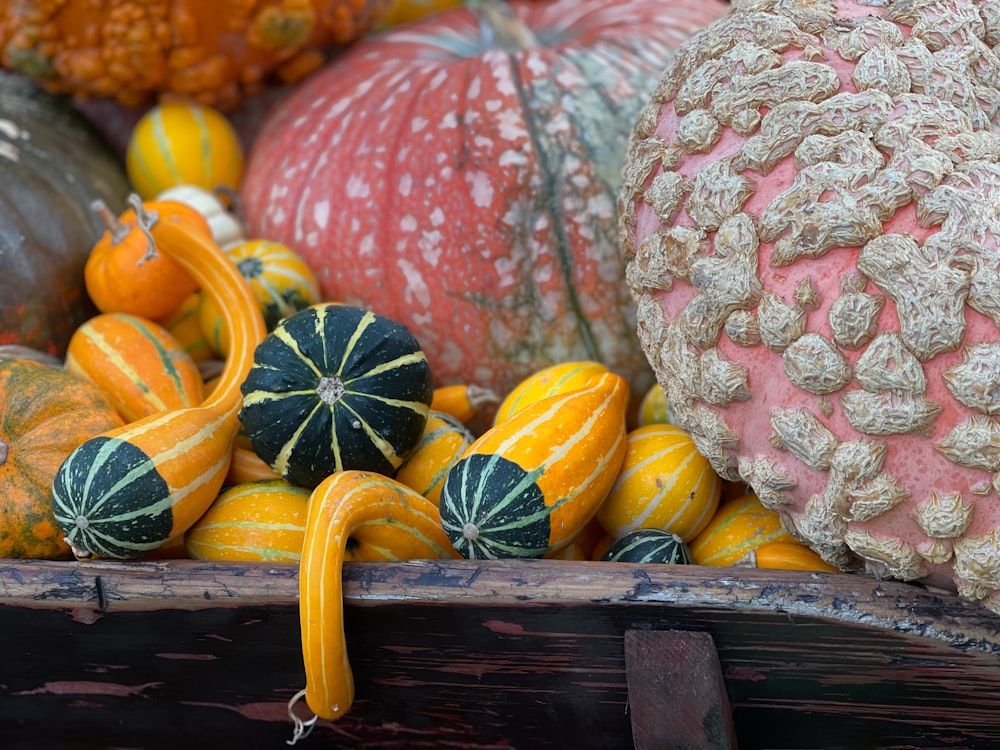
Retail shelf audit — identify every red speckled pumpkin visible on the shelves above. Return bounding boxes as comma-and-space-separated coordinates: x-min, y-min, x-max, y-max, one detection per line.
241, 0, 729, 406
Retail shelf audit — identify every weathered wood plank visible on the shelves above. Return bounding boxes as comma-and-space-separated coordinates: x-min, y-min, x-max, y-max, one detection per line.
625, 629, 737, 750
2, 559, 1000, 749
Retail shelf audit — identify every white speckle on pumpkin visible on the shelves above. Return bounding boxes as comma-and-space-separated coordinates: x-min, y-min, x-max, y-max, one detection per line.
412, 117, 429, 133
306, 231, 318, 247
358, 233, 376, 257
429, 207, 445, 226
399, 174, 413, 197
418, 231, 444, 267
499, 149, 528, 167
474, 135, 494, 150
466, 171, 495, 208
428, 70, 448, 90
398, 258, 432, 309
468, 76, 481, 99
485, 99, 503, 112
497, 110, 528, 141
313, 200, 330, 230
401, 215, 418, 232
495, 256, 518, 288
441, 112, 459, 129
346, 174, 370, 198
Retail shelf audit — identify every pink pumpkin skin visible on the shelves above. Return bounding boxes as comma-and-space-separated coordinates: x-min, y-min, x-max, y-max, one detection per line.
240, 0, 730, 409
622, 0, 1000, 606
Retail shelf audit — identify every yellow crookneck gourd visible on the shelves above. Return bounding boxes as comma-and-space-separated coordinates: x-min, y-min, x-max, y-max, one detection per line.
288, 470, 460, 741
51, 195, 266, 559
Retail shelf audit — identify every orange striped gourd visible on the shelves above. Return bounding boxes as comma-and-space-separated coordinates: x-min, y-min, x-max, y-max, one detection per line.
596, 424, 721, 543
126, 102, 245, 200
225, 445, 282, 486
198, 238, 321, 356
440, 371, 629, 559
394, 411, 475, 505
292, 470, 460, 727
184, 479, 310, 562
51, 196, 267, 559
158, 291, 215, 362
65, 312, 205, 423
492, 360, 609, 425
688, 493, 797, 567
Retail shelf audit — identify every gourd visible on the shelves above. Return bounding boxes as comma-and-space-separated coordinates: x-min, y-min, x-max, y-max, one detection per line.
226, 446, 282, 486
543, 517, 605, 561
64, 312, 205, 423
0, 358, 124, 559
493, 360, 609, 425
51, 198, 267, 559
596, 424, 721, 543
394, 411, 475, 505
156, 185, 246, 248
439, 371, 629, 559
637, 383, 677, 427
0, 1, 389, 110
126, 102, 245, 200
241, 0, 731, 408
198, 238, 321, 356
291, 470, 460, 731
430, 384, 500, 425
736, 541, 840, 574
600, 528, 693, 565
85, 197, 208, 320
239, 303, 434, 488
157, 292, 215, 362
618, 0, 1000, 608
0, 70, 130, 357
184, 479, 310, 562
688, 494, 797, 568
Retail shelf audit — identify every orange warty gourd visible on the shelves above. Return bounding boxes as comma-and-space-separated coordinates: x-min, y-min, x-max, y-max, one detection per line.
52, 197, 267, 559
0, 1, 389, 110
0, 359, 124, 559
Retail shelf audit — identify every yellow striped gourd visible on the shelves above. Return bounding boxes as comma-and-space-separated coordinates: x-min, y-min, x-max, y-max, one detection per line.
440, 371, 629, 559
51, 196, 266, 559
596, 424, 721, 543
158, 291, 215, 362
492, 360, 608, 425
64, 312, 205, 423
394, 411, 475, 505
125, 102, 245, 200
688, 493, 797, 567
184, 479, 310, 562
636, 382, 677, 427
292, 470, 460, 726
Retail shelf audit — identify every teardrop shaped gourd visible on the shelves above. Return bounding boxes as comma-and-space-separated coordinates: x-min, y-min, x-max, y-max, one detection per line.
394, 411, 475, 505
440, 371, 629, 559
492, 360, 609, 425
293, 470, 460, 727
64, 311, 205, 423
688, 494, 797, 568
52, 197, 267, 559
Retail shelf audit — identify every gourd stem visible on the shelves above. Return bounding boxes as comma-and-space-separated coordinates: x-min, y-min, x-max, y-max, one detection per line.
89, 199, 130, 245
469, 0, 538, 50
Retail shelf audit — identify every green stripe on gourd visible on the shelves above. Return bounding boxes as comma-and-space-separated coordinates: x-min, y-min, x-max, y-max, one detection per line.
240, 304, 434, 488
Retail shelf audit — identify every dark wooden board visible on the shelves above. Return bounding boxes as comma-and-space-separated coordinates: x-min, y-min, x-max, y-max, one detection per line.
2, 558, 1000, 749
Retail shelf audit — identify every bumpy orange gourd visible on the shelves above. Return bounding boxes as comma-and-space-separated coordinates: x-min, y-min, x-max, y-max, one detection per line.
65, 312, 205, 423
0, 1, 389, 110
0, 359, 124, 559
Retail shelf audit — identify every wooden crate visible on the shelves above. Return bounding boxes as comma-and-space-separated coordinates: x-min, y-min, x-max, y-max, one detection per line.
2, 558, 1000, 749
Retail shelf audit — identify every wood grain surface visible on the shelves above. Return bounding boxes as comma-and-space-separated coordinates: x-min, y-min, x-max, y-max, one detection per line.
3, 558, 1000, 749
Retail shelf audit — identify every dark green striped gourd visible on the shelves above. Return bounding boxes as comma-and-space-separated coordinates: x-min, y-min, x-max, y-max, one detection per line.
601, 528, 693, 565
239, 304, 434, 488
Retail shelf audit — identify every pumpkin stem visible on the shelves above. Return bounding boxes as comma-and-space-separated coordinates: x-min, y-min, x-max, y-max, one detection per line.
90, 199, 130, 245
469, 0, 538, 50
127, 193, 161, 266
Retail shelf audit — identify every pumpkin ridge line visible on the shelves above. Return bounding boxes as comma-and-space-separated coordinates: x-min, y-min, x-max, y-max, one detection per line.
505, 48, 601, 362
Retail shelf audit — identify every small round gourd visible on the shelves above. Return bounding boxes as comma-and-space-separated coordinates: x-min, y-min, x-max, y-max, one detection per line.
596, 424, 721, 543
240, 303, 434, 488
601, 529, 692, 565
126, 102, 245, 200
185, 479, 310, 562
688, 494, 797, 567
198, 238, 321, 356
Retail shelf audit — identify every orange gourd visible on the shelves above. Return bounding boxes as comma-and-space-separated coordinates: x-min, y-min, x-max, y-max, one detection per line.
52, 196, 267, 559
738, 542, 841, 573
688, 494, 797, 568
0, 359, 124, 559
64, 312, 205, 423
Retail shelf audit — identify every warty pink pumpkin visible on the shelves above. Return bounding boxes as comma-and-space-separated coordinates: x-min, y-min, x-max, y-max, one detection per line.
240, 0, 730, 408
620, 0, 1000, 609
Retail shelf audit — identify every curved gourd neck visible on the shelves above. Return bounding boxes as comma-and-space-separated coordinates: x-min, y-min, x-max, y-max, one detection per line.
135, 198, 266, 417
